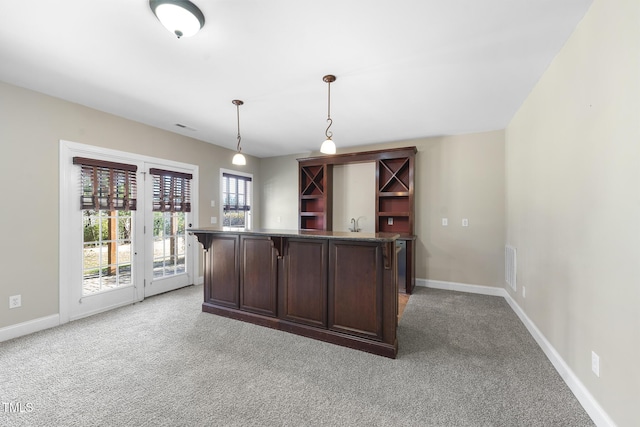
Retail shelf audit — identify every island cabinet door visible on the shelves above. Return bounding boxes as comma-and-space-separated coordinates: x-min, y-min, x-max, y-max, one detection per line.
206, 235, 240, 308
328, 240, 384, 340
279, 238, 328, 327
239, 236, 278, 317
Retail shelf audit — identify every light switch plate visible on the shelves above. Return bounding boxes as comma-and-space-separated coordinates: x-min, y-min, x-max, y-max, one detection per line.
462, 218, 469, 227
442, 218, 448, 226
591, 351, 600, 377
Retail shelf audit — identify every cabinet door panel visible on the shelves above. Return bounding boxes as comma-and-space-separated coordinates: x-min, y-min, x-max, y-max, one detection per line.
207, 235, 239, 308
240, 236, 278, 316
328, 241, 383, 340
281, 238, 328, 327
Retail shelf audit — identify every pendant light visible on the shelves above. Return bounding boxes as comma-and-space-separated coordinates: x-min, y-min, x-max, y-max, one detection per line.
320, 74, 337, 154
231, 100, 246, 166
149, 0, 205, 39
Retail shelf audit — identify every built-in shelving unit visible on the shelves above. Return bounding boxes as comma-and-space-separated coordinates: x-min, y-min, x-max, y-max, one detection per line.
376, 155, 414, 235
297, 146, 417, 293
298, 163, 332, 231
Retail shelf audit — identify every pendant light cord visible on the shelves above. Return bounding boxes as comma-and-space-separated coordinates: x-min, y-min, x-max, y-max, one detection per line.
325, 80, 333, 139
236, 103, 242, 153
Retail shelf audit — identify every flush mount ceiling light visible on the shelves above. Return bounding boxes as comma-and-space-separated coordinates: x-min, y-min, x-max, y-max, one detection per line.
149, 0, 205, 38
320, 74, 337, 154
231, 100, 246, 166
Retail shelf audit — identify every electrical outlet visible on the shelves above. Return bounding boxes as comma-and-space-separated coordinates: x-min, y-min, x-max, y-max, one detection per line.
591, 351, 600, 377
387, 217, 393, 225
442, 218, 448, 226
462, 218, 469, 227
210, 216, 217, 224
9, 295, 21, 309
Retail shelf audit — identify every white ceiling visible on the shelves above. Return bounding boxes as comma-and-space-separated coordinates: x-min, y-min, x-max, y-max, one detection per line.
0, 0, 593, 158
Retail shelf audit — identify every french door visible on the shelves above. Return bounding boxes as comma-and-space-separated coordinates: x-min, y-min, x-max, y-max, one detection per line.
75, 207, 144, 319
60, 141, 197, 322
143, 163, 193, 297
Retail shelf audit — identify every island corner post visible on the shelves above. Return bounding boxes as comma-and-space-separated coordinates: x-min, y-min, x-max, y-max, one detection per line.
191, 228, 400, 358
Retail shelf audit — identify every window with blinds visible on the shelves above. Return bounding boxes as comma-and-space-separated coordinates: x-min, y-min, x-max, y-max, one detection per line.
223, 173, 252, 228
150, 168, 193, 212
73, 157, 137, 211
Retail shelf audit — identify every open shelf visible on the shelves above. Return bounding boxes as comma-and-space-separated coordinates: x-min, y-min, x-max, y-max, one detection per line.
378, 212, 410, 218
301, 198, 325, 213
378, 191, 410, 198
376, 153, 414, 236
378, 158, 410, 193
377, 216, 411, 234
299, 163, 332, 230
300, 216, 327, 230
378, 196, 409, 214
300, 165, 326, 196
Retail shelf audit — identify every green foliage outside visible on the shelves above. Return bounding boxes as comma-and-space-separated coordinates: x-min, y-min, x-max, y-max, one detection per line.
83, 211, 186, 244
83, 210, 132, 244
223, 211, 246, 227
153, 211, 185, 237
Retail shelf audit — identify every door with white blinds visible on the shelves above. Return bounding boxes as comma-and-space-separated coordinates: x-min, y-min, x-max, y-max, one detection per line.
60, 141, 198, 322
66, 155, 145, 321
144, 165, 194, 297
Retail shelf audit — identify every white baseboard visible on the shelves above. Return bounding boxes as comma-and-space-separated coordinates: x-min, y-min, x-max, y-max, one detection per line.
502, 291, 616, 427
0, 314, 60, 343
417, 278, 615, 427
417, 278, 507, 297
2, 282, 205, 343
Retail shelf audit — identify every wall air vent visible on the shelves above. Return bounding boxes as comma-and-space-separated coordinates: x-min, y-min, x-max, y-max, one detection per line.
505, 245, 517, 291
175, 123, 197, 131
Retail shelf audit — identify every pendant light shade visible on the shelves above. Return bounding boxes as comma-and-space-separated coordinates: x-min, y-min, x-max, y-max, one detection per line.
320, 75, 337, 154
149, 0, 205, 38
320, 138, 336, 155
232, 152, 246, 166
231, 100, 247, 166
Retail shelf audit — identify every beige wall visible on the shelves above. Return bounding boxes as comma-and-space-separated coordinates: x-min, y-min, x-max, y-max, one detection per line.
259, 153, 302, 230
333, 163, 376, 233
0, 82, 260, 329
260, 130, 506, 287
506, 0, 639, 425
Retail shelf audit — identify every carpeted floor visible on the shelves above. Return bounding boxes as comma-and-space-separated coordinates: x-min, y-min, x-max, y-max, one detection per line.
0, 285, 594, 426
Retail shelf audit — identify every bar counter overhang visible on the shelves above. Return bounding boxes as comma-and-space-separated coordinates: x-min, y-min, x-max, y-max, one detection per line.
190, 228, 400, 358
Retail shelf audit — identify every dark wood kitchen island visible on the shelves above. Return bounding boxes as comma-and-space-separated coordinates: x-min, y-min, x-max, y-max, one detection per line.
190, 228, 400, 358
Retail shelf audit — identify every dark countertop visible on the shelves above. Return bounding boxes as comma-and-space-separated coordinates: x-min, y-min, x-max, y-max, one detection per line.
396, 234, 417, 241
188, 227, 400, 242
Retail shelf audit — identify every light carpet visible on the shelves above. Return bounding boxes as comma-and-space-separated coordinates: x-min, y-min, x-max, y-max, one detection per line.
0, 285, 594, 426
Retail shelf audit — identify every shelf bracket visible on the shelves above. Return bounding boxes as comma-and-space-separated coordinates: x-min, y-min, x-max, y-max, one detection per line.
382, 241, 394, 270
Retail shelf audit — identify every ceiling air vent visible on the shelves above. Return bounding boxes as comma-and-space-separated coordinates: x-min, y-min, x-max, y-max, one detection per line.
175, 123, 197, 131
